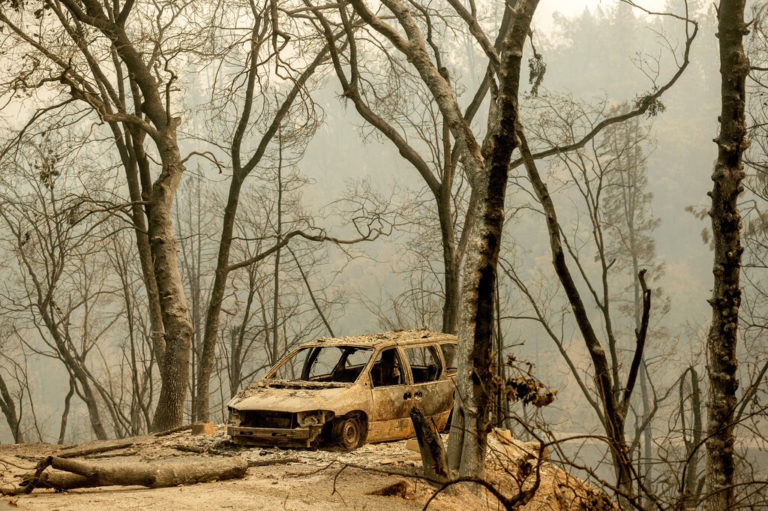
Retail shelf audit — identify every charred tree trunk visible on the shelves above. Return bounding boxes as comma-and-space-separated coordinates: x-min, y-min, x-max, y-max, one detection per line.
633, 253, 653, 502
271, 141, 284, 367
57, 378, 75, 445
55, 1, 195, 432
446, 1, 536, 478
0, 0, 193, 432
337, 0, 536, 479
438, 110, 460, 335
195, 175, 244, 420
705, 1, 749, 508
0, 373, 22, 443
681, 365, 704, 509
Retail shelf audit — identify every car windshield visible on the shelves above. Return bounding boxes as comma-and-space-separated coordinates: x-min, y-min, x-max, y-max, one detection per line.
269, 346, 373, 383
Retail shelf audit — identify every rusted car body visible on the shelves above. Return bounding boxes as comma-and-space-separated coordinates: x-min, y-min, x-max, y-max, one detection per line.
226, 329, 457, 449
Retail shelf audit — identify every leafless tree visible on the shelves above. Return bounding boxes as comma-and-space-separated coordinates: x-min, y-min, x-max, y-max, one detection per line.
103, 231, 158, 436
510, 6, 697, 504
0, 338, 25, 443
195, 158, 353, 421
189, 0, 343, 422
300, 0, 542, 478
509, 97, 681, 499
705, 1, 749, 509
0, 0, 206, 431
302, 0, 698, 484
0, 139, 125, 440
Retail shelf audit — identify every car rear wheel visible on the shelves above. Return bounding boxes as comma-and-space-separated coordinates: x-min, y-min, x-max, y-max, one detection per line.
332, 414, 365, 450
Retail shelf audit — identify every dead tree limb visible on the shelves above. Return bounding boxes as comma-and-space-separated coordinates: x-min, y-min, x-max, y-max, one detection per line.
621, 269, 652, 411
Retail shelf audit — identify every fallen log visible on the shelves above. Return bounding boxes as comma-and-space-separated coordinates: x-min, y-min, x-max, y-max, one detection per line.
7, 455, 247, 494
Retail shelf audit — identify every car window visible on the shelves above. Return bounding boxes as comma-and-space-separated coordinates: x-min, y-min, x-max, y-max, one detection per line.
306, 347, 341, 379
345, 348, 371, 368
370, 348, 405, 387
440, 343, 457, 373
271, 349, 310, 380
404, 345, 442, 384
269, 346, 372, 383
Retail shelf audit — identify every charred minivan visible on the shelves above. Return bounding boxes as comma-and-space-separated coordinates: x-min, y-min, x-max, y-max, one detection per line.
226, 329, 457, 449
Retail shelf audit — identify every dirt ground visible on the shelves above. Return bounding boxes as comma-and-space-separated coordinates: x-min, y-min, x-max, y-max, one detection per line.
0, 426, 610, 511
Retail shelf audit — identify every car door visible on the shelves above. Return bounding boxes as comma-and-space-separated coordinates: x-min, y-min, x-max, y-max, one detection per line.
366, 347, 415, 442
403, 343, 453, 429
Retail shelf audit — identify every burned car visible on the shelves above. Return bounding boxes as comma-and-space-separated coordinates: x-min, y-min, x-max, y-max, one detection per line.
226, 329, 457, 449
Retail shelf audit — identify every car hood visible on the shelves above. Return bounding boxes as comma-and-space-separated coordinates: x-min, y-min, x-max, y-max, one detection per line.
227, 379, 366, 414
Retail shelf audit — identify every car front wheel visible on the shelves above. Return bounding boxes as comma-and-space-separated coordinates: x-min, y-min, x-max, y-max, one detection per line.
332, 414, 365, 450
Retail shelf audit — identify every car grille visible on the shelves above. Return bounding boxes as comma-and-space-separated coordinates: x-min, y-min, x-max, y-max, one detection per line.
241, 410, 295, 429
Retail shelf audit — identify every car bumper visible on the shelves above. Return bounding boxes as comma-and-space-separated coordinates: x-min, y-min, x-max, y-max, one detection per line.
227, 425, 323, 447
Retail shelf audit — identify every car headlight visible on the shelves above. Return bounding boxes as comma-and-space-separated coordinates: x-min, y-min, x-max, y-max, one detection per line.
296, 410, 331, 427
228, 407, 242, 425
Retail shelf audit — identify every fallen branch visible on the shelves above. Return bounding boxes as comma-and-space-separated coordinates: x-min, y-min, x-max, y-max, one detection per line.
0, 457, 36, 470
84, 450, 139, 460
168, 443, 235, 456
56, 438, 142, 459
247, 457, 301, 467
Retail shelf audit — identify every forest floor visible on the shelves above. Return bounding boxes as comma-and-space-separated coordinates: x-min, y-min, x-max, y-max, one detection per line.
0, 426, 611, 511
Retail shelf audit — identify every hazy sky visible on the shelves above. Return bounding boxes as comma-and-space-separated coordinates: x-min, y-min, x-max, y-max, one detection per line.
536, 0, 669, 28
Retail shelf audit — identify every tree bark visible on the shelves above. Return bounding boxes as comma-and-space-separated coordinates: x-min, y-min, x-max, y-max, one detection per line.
0, 0, 194, 432
271, 142, 284, 366
40, 0, 196, 432
705, 1, 749, 509
342, 0, 537, 479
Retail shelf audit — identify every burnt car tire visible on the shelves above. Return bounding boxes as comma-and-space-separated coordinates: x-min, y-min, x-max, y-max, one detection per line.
332, 414, 365, 450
